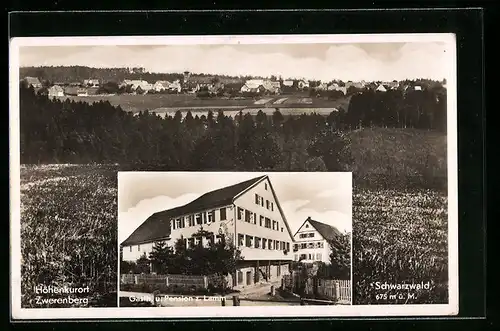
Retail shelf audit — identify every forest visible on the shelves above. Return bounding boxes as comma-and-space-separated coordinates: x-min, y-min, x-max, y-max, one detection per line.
20, 82, 446, 173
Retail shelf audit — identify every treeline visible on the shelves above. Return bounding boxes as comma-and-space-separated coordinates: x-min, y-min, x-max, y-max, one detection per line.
346, 88, 447, 132
20, 66, 184, 85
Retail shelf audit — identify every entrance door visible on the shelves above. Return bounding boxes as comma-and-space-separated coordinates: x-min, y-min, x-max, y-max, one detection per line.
246, 271, 252, 285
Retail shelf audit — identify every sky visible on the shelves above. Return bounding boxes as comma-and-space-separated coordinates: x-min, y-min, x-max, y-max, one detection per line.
18, 42, 451, 82
118, 172, 352, 244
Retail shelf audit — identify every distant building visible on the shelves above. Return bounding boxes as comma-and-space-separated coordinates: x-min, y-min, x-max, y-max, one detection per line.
121, 80, 153, 92
84, 79, 100, 87
48, 85, 64, 97
22, 76, 42, 89
297, 80, 309, 89
282, 80, 294, 88
414, 85, 422, 91
292, 217, 342, 264
376, 84, 387, 92
153, 80, 171, 92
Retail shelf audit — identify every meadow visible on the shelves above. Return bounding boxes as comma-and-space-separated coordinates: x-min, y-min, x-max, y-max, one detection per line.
20, 164, 118, 308
56, 93, 351, 114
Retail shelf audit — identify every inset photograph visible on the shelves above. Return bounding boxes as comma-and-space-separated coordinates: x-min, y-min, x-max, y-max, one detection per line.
118, 172, 352, 307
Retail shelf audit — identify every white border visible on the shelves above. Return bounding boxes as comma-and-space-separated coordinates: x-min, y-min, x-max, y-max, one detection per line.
9, 34, 458, 320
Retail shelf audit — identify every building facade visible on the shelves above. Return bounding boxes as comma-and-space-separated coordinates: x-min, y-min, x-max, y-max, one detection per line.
292, 217, 342, 264
121, 175, 295, 289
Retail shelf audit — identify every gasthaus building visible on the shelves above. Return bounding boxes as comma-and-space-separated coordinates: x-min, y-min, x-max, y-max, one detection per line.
121, 175, 295, 289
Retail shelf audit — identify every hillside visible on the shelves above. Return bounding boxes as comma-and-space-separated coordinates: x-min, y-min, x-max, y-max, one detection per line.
347, 127, 447, 190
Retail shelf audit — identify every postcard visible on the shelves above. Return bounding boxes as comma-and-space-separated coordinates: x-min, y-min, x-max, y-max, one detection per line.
9, 33, 457, 319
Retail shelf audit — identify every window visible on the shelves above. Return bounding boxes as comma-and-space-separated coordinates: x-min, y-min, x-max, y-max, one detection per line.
171, 218, 176, 230
238, 234, 244, 247
300, 254, 307, 260
266, 200, 270, 209
129, 246, 132, 252
138, 245, 141, 251
202, 212, 207, 224
220, 208, 226, 221
308, 242, 314, 249
281, 227, 284, 232
245, 235, 253, 248
308, 254, 313, 260
294, 254, 298, 261
255, 237, 261, 248
277, 265, 281, 276
196, 213, 202, 225
271, 202, 274, 211
316, 253, 322, 260
319, 242, 324, 248
208, 210, 215, 223
189, 215, 194, 226
305, 224, 309, 228
265, 183, 268, 190
253, 213, 257, 224
293, 244, 298, 251
237, 207, 243, 220
265, 217, 271, 228
261, 199, 264, 207
308, 233, 315, 238
255, 194, 259, 205
245, 210, 251, 223
275, 240, 280, 250
175, 218, 181, 229
286, 242, 290, 251
300, 243, 307, 249
260, 215, 264, 226
268, 239, 273, 250
262, 238, 267, 249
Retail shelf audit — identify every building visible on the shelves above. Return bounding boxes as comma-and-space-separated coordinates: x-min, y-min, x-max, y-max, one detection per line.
47, 85, 64, 97
282, 80, 294, 88
121, 79, 153, 92
292, 217, 342, 264
375, 84, 387, 92
297, 80, 310, 89
22, 76, 42, 88
121, 175, 295, 288
83, 79, 100, 87
153, 80, 171, 92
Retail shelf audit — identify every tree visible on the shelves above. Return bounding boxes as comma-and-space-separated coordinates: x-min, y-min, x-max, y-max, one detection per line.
307, 129, 352, 171
148, 241, 173, 274
328, 233, 351, 280
136, 254, 151, 274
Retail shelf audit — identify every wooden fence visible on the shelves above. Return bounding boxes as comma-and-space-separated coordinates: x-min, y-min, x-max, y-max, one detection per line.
121, 273, 229, 290
282, 274, 351, 304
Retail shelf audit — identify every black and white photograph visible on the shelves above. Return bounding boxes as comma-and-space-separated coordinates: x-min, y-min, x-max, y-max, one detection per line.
118, 172, 352, 307
10, 33, 457, 319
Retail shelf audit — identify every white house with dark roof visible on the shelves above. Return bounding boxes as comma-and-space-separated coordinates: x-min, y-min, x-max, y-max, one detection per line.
292, 217, 342, 264
121, 175, 295, 288
22, 76, 42, 88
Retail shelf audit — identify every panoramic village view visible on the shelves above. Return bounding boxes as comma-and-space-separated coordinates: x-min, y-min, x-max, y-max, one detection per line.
18, 42, 449, 308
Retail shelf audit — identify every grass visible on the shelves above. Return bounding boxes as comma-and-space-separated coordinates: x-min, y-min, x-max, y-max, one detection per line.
352, 188, 448, 304
20, 164, 118, 308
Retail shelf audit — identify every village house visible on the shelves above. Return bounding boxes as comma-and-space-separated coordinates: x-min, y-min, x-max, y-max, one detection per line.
48, 85, 65, 97
121, 175, 295, 288
292, 217, 342, 264
153, 80, 171, 92
83, 79, 100, 87
22, 76, 42, 89
375, 84, 387, 92
240, 79, 266, 94
297, 80, 310, 89
121, 79, 153, 93
282, 80, 294, 88
64, 86, 88, 96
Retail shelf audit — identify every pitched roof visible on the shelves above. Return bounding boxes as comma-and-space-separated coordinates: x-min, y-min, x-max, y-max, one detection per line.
121, 175, 266, 246
295, 217, 342, 242
24, 76, 41, 85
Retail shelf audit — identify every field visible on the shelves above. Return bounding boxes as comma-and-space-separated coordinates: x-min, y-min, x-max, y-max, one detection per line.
20, 164, 118, 308
56, 93, 351, 115
353, 188, 448, 304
